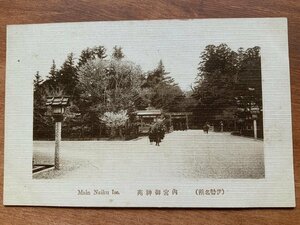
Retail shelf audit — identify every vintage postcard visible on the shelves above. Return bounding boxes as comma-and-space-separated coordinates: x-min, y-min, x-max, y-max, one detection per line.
4, 18, 295, 207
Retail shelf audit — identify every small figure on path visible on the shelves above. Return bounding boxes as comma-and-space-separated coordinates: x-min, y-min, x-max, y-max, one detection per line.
203, 122, 210, 134
220, 121, 224, 132
154, 126, 161, 146
149, 122, 165, 146
158, 125, 165, 142
148, 124, 155, 145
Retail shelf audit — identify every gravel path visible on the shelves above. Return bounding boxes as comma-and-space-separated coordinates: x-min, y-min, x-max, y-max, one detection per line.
33, 130, 264, 179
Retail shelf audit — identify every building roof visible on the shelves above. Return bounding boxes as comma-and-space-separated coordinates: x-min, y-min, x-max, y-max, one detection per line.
136, 109, 162, 116
46, 96, 70, 106
165, 112, 193, 116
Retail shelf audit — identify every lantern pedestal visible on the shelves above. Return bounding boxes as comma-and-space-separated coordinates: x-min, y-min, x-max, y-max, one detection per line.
53, 114, 64, 170
252, 113, 258, 140
54, 121, 62, 170
253, 119, 257, 140
46, 96, 70, 170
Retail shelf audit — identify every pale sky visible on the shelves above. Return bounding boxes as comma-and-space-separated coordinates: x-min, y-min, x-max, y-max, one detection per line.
8, 19, 269, 91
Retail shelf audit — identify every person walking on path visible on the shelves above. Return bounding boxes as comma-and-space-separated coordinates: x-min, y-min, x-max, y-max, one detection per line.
220, 121, 224, 132
203, 122, 210, 134
148, 124, 155, 145
149, 122, 165, 146
154, 126, 161, 146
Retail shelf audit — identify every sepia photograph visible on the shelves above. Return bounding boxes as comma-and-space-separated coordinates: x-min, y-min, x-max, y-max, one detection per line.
31, 26, 264, 180
4, 18, 294, 207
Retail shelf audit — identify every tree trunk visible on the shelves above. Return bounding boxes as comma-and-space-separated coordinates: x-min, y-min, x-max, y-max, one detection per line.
119, 127, 123, 138
99, 124, 102, 138
110, 127, 116, 138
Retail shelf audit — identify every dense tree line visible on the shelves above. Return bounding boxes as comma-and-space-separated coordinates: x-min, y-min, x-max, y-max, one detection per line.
33, 46, 189, 140
34, 43, 262, 139
192, 44, 262, 133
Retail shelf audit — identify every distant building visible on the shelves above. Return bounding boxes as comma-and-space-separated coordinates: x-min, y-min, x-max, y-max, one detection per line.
136, 106, 193, 134
136, 106, 162, 134
165, 112, 192, 131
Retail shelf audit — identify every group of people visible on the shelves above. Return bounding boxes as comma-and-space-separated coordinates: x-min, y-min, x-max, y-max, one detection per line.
148, 123, 166, 146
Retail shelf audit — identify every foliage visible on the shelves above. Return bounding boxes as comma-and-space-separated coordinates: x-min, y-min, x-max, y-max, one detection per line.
33, 71, 54, 139
77, 58, 144, 113
76, 55, 145, 138
193, 44, 238, 115
44, 60, 59, 89
100, 110, 129, 128
141, 60, 186, 112
77, 46, 107, 68
33, 45, 198, 139
58, 53, 78, 96
100, 110, 129, 138
235, 46, 262, 110
112, 46, 125, 60
192, 44, 262, 123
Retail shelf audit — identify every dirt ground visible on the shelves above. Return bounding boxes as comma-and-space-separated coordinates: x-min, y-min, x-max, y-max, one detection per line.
33, 130, 264, 180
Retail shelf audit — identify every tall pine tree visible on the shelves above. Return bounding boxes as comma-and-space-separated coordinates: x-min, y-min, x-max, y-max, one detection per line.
77, 46, 107, 68
59, 53, 78, 97
112, 46, 125, 60
141, 60, 184, 111
44, 60, 60, 91
33, 71, 53, 139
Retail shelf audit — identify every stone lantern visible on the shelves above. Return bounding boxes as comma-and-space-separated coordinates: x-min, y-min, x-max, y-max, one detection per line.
46, 96, 70, 169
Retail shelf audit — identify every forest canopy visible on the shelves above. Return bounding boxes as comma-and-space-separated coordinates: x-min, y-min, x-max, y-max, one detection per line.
33, 45, 189, 139
33, 43, 262, 139
192, 44, 262, 123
